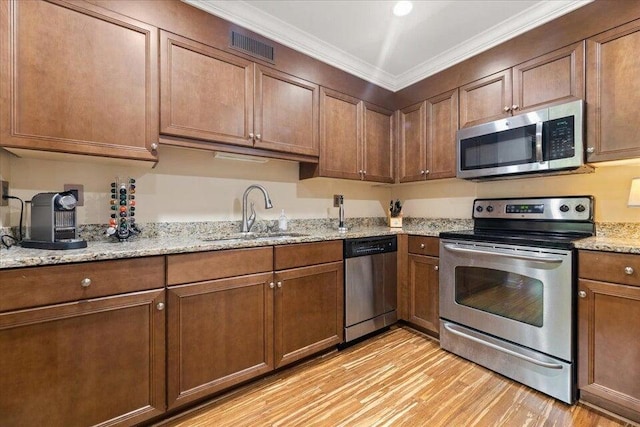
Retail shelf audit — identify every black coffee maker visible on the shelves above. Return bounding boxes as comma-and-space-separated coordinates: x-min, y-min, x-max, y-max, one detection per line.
21, 191, 87, 250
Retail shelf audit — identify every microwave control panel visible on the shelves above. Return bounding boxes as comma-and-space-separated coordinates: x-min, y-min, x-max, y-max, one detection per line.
546, 116, 575, 160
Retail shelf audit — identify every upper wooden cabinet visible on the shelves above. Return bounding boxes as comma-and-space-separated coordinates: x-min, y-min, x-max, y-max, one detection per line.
399, 89, 458, 182
301, 87, 393, 183
586, 19, 640, 162
0, 0, 158, 162
459, 41, 585, 128
160, 31, 319, 158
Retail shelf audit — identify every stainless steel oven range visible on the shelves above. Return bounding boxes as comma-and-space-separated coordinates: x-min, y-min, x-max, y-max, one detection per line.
439, 196, 595, 404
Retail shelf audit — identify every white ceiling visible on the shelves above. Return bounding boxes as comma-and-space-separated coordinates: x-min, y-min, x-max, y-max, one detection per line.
185, 0, 592, 92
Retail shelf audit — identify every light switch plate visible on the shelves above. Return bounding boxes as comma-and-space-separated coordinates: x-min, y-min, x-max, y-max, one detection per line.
333, 194, 342, 208
64, 184, 84, 206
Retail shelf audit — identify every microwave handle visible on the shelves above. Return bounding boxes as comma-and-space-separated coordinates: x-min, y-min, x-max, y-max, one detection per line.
535, 121, 544, 162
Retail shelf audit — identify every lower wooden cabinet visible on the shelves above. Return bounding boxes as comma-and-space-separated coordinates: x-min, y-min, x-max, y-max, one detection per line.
167, 272, 274, 409
403, 236, 440, 336
166, 241, 344, 409
0, 289, 166, 427
578, 250, 640, 423
274, 262, 344, 368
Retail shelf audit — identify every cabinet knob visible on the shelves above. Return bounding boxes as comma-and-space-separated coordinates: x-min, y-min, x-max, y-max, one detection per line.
420, 243, 425, 249
359, 170, 363, 174
511, 104, 519, 111
434, 265, 439, 271
578, 290, 587, 298
80, 278, 92, 288
362, 170, 366, 175
248, 132, 255, 140
150, 143, 158, 151
425, 170, 429, 174
255, 134, 261, 141
503, 106, 511, 112
625, 266, 634, 275
420, 170, 425, 175
586, 147, 595, 154
156, 302, 165, 311
269, 282, 275, 289
277, 281, 282, 288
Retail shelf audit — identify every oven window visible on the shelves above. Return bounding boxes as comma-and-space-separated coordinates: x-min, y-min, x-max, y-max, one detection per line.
455, 267, 543, 327
460, 124, 537, 170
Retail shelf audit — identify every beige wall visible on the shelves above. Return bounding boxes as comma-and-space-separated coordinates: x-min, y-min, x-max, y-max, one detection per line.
2, 146, 639, 229
0, 147, 392, 228
392, 164, 640, 223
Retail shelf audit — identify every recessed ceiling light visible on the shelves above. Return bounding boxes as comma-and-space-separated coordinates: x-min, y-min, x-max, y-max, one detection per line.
393, 1, 413, 17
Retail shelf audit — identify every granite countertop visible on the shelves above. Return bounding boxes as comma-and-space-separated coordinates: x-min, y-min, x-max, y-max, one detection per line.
1, 218, 638, 269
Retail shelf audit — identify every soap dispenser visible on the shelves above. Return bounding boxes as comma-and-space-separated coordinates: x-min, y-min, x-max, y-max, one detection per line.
278, 209, 288, 231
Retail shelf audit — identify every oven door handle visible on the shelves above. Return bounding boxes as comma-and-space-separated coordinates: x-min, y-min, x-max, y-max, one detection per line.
443, 244, 564, 264
443, 323, 564, 370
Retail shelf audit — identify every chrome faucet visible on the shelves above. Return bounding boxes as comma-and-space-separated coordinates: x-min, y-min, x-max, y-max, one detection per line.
241, 184, 273, 233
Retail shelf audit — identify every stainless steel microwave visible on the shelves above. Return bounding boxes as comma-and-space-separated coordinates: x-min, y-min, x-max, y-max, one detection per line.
456, 100, 585, 180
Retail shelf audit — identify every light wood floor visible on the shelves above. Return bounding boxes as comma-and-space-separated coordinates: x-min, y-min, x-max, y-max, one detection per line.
159, 327, 634, 427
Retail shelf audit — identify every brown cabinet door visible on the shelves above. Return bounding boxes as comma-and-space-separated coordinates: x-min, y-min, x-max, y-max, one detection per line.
274, 262, 344, 368
398, 101, 427, 183
578, 279, 640, 422
362, 102, 394, 183
459, 70, 512, 128
0, 0, 158, 162
160, 30, 254, 147
426, 89, 458, 180
254, 65, 319, 156
408, 254, 440, 335
319, 88, 362, 180
166, 272, 274, 409
513, 41, 585, 113
0, 289, 166, 426
586, 19, 640, 162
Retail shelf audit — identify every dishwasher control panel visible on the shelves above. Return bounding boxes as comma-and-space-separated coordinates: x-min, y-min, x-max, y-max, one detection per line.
344, 236, 397, 258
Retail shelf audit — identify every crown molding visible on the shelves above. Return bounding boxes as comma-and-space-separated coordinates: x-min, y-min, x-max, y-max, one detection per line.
185, 0, 592, 92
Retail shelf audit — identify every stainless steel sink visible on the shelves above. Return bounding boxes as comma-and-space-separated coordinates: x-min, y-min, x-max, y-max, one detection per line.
201, 232, 308, 242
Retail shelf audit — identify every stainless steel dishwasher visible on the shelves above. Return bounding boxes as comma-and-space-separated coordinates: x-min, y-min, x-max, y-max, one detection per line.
344, 236, 397, 342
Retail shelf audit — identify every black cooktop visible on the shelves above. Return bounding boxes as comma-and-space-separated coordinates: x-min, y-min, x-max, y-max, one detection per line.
439, 229, 591, 250
439, 196, 596, 250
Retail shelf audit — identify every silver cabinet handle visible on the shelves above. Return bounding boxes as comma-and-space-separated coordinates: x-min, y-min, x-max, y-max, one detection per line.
359, 170, 363, 174
420, 243, 425, 249
249, 132, 255, 140
150, 143, 158, 151
503, 106, 511, 112
425, 170, 429, 174
434, 265, 439, 271
362, 170, 366, 175
420, 170, 425, 174
255, 134, 261, 141
586, 147, 595, 153
269, 282, 275, 289
156, 302, 165, 311
511, 104, 519, 111
81, 278, 92, 288
625, 266, 634, 275
277, 281, 282, 288
578, 290, 587, 298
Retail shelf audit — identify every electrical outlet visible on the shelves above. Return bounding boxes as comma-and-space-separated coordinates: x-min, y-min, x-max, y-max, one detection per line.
64, 184, 84, 206
333, 194, 342, 208
0, 180, 8, 206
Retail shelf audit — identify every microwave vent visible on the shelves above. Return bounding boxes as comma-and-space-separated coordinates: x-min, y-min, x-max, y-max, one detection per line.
230, 31, 275, 63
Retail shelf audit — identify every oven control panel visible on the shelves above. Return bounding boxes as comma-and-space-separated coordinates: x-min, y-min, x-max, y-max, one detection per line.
473, 196, 593, 221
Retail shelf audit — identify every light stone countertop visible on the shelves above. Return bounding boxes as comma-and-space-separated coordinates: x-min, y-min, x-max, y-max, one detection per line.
1, 219, 638, 269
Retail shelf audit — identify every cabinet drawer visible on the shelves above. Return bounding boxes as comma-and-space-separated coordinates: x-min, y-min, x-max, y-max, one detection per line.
167, 247, 273, 285
579, 250, 640, 287
274, 241, 343, 270
408, 236, 439, 256
0, 257, 165, 312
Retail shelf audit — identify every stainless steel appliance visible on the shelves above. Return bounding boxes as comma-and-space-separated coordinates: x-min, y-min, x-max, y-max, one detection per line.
344, 236, 397, 342
439, 196, 595, 404
21, 191, 87, 250
457, 100, 590, 180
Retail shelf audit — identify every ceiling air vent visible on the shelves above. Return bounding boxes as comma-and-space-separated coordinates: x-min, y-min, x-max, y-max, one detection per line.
230, 31, 275, 63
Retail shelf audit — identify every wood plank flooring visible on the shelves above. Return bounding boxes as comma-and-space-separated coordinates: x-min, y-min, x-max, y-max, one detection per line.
158, 327, 635, 427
